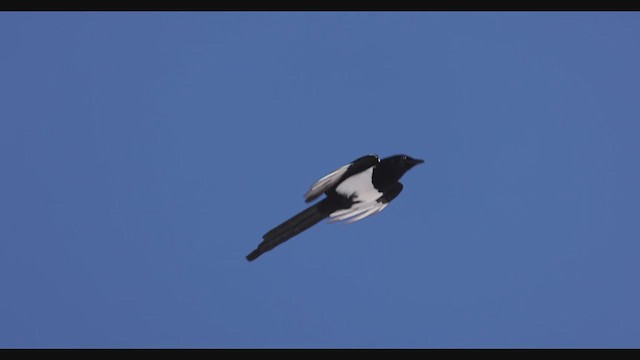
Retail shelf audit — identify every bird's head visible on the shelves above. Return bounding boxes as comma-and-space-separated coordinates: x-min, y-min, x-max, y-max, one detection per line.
382, 154, 425, 179
401, 154, 425, 167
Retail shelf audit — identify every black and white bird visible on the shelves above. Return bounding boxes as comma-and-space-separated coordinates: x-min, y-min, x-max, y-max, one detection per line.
246, 154, 424, 261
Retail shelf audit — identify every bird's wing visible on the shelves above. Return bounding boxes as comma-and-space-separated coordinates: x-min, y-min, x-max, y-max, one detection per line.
303, 163, 351, 203
328, 182, 403, 224
304, 154, 379, 203
329, 200, 389, 224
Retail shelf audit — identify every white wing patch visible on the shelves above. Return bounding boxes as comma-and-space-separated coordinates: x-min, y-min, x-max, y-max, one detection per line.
304, 163, 351, 202
329, 201, 388, 224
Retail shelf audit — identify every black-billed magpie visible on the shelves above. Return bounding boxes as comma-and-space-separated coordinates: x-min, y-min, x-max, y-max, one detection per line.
246, 154, 424, 261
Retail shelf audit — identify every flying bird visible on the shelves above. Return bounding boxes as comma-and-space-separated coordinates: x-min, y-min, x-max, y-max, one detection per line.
246, 154, 424, 261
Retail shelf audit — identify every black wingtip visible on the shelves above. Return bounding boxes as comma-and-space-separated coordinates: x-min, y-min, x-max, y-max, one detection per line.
246, 249, 262, 262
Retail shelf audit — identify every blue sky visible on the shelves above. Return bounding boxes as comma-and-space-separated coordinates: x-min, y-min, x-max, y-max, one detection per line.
1, 12, 639, 348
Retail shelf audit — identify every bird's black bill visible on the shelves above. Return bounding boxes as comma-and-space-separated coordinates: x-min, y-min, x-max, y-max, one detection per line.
407, 158, 425, 166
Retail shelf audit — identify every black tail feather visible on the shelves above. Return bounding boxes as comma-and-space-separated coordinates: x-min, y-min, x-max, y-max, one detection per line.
246, 200, 330, 261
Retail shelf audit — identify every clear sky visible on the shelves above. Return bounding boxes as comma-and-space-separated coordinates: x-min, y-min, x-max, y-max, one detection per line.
1, 12, 639, 348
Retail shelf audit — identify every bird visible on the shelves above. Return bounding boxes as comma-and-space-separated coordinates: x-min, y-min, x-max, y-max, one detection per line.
246, 154, 425, 261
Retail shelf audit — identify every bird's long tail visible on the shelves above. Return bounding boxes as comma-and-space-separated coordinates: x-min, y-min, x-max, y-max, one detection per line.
246, 199, 330, 261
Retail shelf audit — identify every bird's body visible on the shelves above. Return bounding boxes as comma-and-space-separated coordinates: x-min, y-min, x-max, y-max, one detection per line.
246, 154, 424, 261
